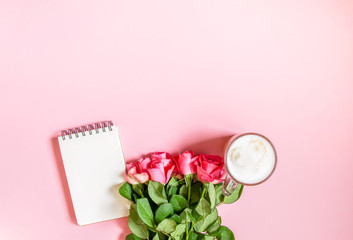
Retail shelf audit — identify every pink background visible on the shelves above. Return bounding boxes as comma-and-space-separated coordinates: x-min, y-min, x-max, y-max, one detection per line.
1, 0, 353, 239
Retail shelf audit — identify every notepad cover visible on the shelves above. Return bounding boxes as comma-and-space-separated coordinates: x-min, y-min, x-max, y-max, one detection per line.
58, 125, 130, 225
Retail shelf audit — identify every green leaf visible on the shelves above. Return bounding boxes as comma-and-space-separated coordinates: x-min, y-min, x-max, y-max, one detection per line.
195, 198, 211, 217
167, 186, 178, 198
167, 177, 179, 189
126, 233, 143, 240
156, 219, 177, 234
162, 186, 167, 199
214, 184, 224, 205
223, 184, 244, 204
170, 214, 182, 224
136, 198, 155, 227
148, 181, 168, 205
190, 182, 202, 204
128, 204, 148, 239
191, 208, 203, 222
132, 184, 144, 197
133, 193, 140, 203
207, 216, 221, 233
207, 183, 216, 209
119, 182, 133, 201
202, 236, 215, 240
152, 233, 167, 240
170, 195, 188, 212
210, 226, 235, 240
189, 231, 199, 240
180, 208, 194, 223
194, 208, 218, 233
129, 204, 143, 224
179, 185, 187, 198
155, 203, 174, 224
171, 223, 186, 237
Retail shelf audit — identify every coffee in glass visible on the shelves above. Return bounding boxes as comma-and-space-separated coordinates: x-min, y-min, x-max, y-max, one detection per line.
222, 133, 277, 196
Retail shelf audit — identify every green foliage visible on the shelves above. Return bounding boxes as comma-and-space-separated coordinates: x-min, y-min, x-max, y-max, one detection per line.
170, 195, 188, 212
194, 208, 219, 233
179, 185, 187, 198
190, 182, 202, 204
169, 214, 182, 224
125, 233, 143, 240
184, 174, 193, 188
166, 177, 179, 188
214, 183, 224, 205
152, 233, 167, 240
180, 208, 194, 223
119, 182, 133, 201
223, 184, 244, 204
121, 177, 244, 240
128, 204, 149, 239
195, 198, 211, 217
155, 203, 174, 224
207, 216, 221, 233
210, 226, 235, 240
167, 186, 178, 198
136, 198, 155, 228
188, 231, 199, 240
152, 234, 160, 240
202, 236, 215, 240
207, 183, 216, 209
148, 181, 168, 205
132, 193, 140, 203
162, 186, 167, 199
156, 219, 177, 234
171, 223, 186, 238
132, 184, 145, 197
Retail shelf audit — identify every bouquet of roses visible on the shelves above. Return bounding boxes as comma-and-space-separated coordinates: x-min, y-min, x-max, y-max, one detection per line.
119, 151, 244, 240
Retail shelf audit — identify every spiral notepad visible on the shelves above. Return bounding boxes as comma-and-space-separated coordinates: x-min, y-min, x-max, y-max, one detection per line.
58, 121, 130, 226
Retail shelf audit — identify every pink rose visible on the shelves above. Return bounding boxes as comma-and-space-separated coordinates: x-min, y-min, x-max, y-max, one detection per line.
196, 154, 226, 184
146, 152, 176, 184
173, 151, 198, 175
125, 161, 150, 185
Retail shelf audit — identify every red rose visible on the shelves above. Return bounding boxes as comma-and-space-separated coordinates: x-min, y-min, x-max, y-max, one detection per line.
173, 151, 198, 175
146, 152, 176, 184
196, 154, 226, 184
124, 160, 150, 185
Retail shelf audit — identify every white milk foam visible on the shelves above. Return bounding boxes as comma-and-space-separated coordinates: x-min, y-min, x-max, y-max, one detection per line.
226, 134, 276, 184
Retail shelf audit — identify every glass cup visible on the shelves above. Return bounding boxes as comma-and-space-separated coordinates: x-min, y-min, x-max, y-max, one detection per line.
222, 133, 277, 196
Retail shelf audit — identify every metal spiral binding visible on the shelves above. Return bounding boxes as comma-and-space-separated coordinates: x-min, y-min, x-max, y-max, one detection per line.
61, 121, 113, 140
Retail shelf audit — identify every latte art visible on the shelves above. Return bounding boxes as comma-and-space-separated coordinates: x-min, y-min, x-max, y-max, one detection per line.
226, 134, 276, 184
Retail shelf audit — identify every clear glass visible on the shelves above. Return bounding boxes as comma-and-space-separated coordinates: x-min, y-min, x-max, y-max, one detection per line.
222, 133, 277, 196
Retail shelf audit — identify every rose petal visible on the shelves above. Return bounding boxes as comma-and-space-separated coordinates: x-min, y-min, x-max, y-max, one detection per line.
164, 165, 175, 183
148, 168, 166, 184
206, 154, 223, 162
151, 152, 172, 161
127, 166, 138, 175
125, 174, 139, 185
134, 172, 150, 184
202, 161, 219, 174
197, 166, 214, 183
125, 162, 135, 171
211, 179, 224, 184
174, 151, 198, 175
138, 157, 151, 170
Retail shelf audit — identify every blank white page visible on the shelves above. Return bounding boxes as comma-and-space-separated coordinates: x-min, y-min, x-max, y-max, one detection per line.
58, 125, 130, 226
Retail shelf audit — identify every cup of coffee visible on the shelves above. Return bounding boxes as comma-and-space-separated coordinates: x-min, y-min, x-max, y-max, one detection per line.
222, 133, 277, 196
